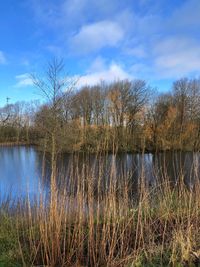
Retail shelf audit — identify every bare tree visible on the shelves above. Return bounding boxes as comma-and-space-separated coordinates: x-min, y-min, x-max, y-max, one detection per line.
0, 100, 11, 125
31, 58, 77, 208
31, 58, 77, 145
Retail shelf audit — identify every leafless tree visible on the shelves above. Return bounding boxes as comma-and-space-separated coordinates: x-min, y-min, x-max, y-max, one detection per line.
31, 58, 77, 205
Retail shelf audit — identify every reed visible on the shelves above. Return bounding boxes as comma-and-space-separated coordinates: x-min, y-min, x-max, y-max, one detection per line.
1, 151, 200, 266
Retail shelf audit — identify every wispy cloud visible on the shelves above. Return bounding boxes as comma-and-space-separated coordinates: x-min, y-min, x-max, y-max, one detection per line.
169, 0, 200, 30
24, 0, 200, 83
70, 20, 124, 55
15, 74, 33, 88
77, 58, 131, 86
0, 51, 7, 64
153, 37, 200, 78
20, 59, 30, 66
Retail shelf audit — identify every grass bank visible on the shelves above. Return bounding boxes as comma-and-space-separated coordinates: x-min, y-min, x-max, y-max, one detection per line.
0, 155, 200, 266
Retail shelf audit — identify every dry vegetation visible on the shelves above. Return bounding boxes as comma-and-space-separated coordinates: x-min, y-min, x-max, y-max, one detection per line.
1, 59, 200, 153
1, 59, 200, 266
1, 152, 200, 266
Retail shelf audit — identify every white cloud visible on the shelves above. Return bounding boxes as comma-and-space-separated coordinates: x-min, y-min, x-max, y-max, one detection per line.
29, 0, 200, 81
46, 45, 63, 57
15, 73, 33, 87
0, 51, 6, 64
122, 0, 200, 79
21, 59, 30, 66
70, 20, 124, 54
30, 0, 128, 34
61, 0, 88, 27
77, 60, 132, 86
125, 45, 147, 58
88, 56, 107, 72
169, 0, 200, 30
153, 37, 200, 78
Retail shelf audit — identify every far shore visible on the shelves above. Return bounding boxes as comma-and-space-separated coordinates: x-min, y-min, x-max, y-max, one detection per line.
0, 142, 198, 155
0, 142, 33, 147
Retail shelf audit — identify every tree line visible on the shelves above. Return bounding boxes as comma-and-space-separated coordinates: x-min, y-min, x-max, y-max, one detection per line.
1, 60, 200, 152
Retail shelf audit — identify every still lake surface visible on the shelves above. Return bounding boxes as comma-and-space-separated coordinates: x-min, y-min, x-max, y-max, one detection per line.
0, 146, 199, 200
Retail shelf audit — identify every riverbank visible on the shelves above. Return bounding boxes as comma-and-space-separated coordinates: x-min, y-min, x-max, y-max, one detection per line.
0, 171, 200, 266
0, 141, 196, 156
0, 141, 33, 147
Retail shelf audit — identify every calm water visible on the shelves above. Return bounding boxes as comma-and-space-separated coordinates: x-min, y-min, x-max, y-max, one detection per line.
0, 146, 199, 200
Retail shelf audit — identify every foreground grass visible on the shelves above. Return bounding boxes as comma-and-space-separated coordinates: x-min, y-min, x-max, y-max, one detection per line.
1, 160, 200, 266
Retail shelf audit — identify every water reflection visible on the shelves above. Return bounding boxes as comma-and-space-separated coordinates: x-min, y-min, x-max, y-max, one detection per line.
0, 146, 199, 200
0, 146, 41, 199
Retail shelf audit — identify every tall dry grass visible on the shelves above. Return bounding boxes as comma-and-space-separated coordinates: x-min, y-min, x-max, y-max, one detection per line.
1, 151, 200, 266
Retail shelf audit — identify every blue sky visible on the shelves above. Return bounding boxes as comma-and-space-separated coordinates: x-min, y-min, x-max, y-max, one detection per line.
0, 0, 200, 106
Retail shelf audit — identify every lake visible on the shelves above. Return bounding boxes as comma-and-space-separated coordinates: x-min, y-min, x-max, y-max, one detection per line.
0, 146, 199, 200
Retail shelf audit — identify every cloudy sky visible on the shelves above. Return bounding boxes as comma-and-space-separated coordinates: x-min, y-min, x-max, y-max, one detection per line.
0, 0, 200, 105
